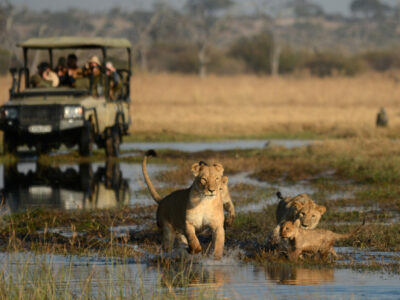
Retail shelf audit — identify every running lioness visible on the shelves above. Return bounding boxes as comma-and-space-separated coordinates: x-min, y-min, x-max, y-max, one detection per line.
142, 150, 226, 260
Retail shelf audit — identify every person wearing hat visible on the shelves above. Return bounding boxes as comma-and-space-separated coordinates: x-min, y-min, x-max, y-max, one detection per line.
30, 62, 59, 88
106, 61, 122, 100
83, 55, 103, 97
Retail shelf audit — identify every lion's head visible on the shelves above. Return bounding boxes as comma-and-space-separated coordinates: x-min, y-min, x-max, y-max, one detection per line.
286, 194, 326, 229
280, 220, 300, 239
191, 162, 225, 197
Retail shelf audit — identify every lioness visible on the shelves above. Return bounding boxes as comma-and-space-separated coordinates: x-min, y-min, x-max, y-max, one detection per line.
142, 150, 226, 260
280, 219, 365, 261
176, 162, 234, 248
266, 192, 327, 250
198, 161, 235, 227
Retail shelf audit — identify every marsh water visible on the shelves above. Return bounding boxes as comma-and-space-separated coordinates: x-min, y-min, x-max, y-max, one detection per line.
1, 140, 399, 299
1, 250, 400, 299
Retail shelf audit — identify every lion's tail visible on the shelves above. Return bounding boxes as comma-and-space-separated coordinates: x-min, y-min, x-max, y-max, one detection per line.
142, 150, 162, 204
336, 218, 365, 240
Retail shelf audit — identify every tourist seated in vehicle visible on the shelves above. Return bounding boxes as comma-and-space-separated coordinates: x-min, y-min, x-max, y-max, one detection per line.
67, 53, 83, 80
30, 62, 59, 88
84, 55, 103, 97
105, 62, 122, 100
55, 57, 71, 86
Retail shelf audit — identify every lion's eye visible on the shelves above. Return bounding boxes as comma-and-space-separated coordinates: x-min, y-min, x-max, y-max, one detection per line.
299, 212, 305, 217
216, 177, 220, 181
200, 178, 207, 185
312, 215, 316, 218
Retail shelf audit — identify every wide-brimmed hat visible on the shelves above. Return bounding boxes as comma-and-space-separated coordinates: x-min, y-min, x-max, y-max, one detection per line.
88, 55, 101, 66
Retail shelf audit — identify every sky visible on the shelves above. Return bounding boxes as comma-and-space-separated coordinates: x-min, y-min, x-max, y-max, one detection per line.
7, 0, 399, 14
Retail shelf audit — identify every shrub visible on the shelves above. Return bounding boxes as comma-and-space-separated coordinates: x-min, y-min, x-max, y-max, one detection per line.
361, 50, 400, 71
229, 32, 274, 74
303, 52, 362, 77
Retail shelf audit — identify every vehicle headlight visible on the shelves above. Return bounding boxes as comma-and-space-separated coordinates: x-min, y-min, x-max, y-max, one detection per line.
64, 106, 83, 119
2, 107, 18, 119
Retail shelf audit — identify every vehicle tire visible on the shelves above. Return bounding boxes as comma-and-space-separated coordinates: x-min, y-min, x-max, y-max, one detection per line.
79, 121, 94, 156
3, 131, 17, 155
105, 126, 120, 157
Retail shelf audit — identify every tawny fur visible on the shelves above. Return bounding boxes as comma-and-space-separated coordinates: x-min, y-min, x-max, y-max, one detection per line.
221, 177, 235, 227
280, 219, 365, 261
198, 160, 235, 227
177, 175, 234, 247
266, 192, 327, 249
276, 193, 326, 229
142, 150, 226, 260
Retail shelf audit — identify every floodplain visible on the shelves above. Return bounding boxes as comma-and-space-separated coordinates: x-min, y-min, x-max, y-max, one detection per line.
0, 138, 399, 299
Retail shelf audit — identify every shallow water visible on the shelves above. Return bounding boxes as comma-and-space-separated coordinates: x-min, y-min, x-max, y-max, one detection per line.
1, 251, 399, 299
121, 139, 313, 152
0, 161, 169, 212
0, 161, 356, 214
0, 140, 399, 299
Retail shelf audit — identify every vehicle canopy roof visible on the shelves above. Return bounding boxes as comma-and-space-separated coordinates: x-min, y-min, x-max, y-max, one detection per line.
18, 37, 131, 49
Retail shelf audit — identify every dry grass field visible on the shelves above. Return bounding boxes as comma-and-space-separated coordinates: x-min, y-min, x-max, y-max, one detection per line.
132, 73, 400, 139
2, 73, 400, 139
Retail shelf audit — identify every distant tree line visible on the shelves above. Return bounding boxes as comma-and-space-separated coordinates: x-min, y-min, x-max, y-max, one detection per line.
143, 34, 400, 77
2, 0, 400, 77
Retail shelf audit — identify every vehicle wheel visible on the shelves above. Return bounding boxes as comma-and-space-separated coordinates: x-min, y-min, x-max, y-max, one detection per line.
3, 131, 17, 155
105, 126, 120, 157
79, 121, 94, 156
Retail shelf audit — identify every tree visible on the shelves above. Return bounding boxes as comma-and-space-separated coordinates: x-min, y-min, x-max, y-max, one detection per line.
288, 0, 324, 18
350, 0, 391, 19
184, 0, 234, 77
254, 0, 292, 76
130, 5, 171, 72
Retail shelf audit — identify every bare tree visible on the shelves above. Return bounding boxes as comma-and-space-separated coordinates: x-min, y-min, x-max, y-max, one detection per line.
184, 0, 234, 77
253, 0, 291, 76
130, 3, 174, 72
0, 0, 15, 49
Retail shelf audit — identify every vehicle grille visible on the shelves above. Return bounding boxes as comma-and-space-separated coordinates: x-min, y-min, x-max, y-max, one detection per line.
19, 105, 61, 126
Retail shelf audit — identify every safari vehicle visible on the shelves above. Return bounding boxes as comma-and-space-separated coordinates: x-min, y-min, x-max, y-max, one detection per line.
0, 37, 132, 156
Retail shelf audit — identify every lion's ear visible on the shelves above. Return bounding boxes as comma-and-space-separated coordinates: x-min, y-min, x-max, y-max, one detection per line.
294, 219, 301, 227
191, 163, 201, 177
317, 205, 326, 215
221, 176, 228, 185
213, 163, 224, 174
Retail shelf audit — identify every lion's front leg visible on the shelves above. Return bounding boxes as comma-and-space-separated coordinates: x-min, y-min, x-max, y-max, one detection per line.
212, 225, 225, 260
223, 202, 235, 227
185, 222, 202, 254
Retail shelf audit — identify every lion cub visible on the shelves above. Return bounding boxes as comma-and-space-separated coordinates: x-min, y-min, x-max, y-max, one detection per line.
280, 219, 365, 261
266, 192, 327, 249
142, 150, 226, 260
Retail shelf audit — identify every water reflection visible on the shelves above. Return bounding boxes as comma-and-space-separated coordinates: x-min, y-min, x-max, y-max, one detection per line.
1, 161, 130, 212
264, 264, 334, 285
